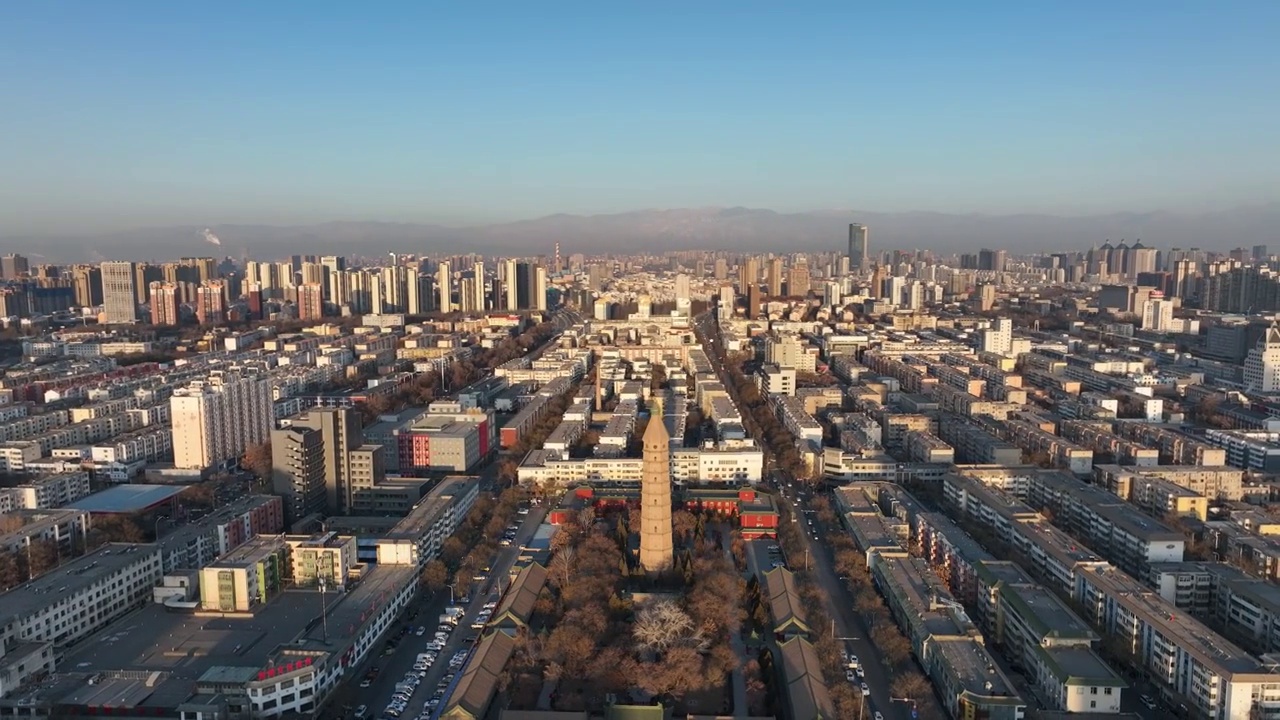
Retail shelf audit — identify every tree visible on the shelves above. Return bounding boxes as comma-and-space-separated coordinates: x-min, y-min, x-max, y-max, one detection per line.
0, 550, 23, 591
891, 671, 933, 701
633, 599, 699, 653
421, 559, 448, 592
241, 441, 273, 479
27, 539, 60, 576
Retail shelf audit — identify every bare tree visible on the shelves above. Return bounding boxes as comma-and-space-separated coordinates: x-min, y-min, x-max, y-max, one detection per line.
891, 671, 933, 701
633, 598, 700, 652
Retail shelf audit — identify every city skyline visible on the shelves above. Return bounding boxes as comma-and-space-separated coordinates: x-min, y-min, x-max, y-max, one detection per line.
2, 3, 1278, 235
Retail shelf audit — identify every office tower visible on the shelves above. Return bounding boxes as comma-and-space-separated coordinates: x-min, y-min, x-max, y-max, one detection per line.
739, 257, 759, 294
978, 248, 1007, 273
639, 400, 674, 574
980, 318, 1013, 356
289, 255, 303, 274
100, 261, 139, 324
149, 281, 180, 326
436, 261, 453, 312
1244, 327, 1280, 393
196, 281, 227, 325
534, 265, 548, 310
71, 266, 102, 307
788, 259, 810, 296
1254, 245, 1271, 262
847, 223, 869, 269
767, 257, 784, 296
0, 254, 29, 279
270, 425, 326, 524
171, 369, 272, 470
286, 407, 362, 515
297, 282, 324, 320
714, 258, 728, 280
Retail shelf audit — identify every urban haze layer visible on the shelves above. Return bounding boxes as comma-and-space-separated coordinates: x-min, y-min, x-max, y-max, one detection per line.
3, 228, 1280, 720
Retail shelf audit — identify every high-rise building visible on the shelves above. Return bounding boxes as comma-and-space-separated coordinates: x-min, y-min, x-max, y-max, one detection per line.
718, 284, 735, 316
195, 281, 227, 325
746, 285, 762, 319
534, 265, 548, 311
71, 266, 102, 307
270, 425, 326, 524
847, 223, 869, 269
436, 261, 453, 312
980, 318, 1013, 356
674, 273, 691, 305
0, 254, 29, 279
788, 259, 810, 297
297, 282, 324, 320
149, 281, 180, 326
739, 257, 759, 294
973, 283, 997, 312
1244, 327, 1280, 393
100, 261, 139, 324
502, 259, 519, 310
714, 258, 728, 280
285, 407, 363, 515
1141, 297, 1175, 332
767, 258, 784, 297
470, 261, 487, 311
1129, 241, 1157, 277
171, 369, 272, 470
639, 399, 673, 574
1254, 245, 1270, 262
978, 248, 1007, 273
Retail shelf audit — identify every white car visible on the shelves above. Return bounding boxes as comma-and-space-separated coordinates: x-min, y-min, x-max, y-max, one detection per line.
860, 682, 870, 697
846, 669, 856, 682
873, 713, 884, 720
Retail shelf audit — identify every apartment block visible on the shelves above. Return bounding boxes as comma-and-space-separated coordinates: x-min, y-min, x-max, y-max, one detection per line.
904, 430, 956, 464
374, 478, 478, 567
199, 536, 290, 612
937, 417, 1024, 465
1094, 464, 1246, 502
171, 368, 272, 471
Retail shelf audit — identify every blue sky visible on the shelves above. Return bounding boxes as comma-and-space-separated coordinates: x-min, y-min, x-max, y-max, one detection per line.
1, 1, 1277, 234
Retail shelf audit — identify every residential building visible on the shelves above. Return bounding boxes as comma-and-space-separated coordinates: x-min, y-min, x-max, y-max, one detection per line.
171, 368, 273, 471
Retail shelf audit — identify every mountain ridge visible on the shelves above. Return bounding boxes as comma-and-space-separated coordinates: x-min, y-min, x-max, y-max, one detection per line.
6, 204, 1279, 263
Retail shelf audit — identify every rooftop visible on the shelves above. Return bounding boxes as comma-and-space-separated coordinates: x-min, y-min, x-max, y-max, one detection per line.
67, 484, 185, 513
933, 637, 1022, 702
0, 543, 157, 629
1000, 583, 1097, 642
1079, 565, 1267, 677
1040, 646, 1127, 686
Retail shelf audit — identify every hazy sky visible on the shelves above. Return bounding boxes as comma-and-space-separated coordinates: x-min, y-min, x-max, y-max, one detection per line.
2, 1, 1277, 235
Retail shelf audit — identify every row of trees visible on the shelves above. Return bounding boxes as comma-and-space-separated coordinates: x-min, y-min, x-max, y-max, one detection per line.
419, 484, 527, 596
773, 496, 938, 717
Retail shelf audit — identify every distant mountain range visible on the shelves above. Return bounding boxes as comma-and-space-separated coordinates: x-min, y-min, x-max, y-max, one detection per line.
7, 204, 1280, 263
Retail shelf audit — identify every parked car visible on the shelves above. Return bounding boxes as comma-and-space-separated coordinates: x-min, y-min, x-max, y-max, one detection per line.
845, 669, 856, 682
860, 682, 870, 697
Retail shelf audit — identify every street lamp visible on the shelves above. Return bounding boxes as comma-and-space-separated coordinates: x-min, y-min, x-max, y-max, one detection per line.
154, 515, 169, 540
447, 584, 455, 604
891, 697, 919, 719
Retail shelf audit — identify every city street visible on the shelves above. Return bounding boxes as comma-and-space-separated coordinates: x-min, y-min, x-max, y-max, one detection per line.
745, 532, 903, 720
340, 504, 549, 720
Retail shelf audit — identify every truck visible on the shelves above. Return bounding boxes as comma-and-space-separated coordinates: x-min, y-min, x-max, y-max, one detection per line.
439, 606, 465, 625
